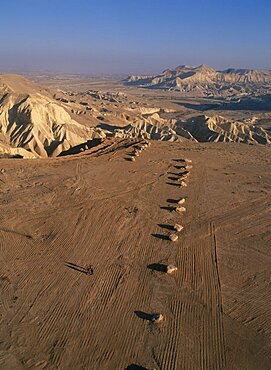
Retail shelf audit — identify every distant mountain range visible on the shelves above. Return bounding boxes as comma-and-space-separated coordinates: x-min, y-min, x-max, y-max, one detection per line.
124, 65, 271, 96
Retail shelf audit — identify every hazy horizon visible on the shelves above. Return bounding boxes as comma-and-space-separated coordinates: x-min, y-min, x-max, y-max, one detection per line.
1, 0, 270, 75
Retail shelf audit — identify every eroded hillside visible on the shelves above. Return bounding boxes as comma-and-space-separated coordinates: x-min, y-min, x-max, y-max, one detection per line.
0, 74, 270, 158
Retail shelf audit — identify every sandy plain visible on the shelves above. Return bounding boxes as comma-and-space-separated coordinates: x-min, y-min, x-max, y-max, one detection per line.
0, 76, 271, 369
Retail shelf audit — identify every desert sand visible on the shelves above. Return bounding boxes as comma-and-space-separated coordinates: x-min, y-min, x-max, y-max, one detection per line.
0, 136, 270, 369
0, 70, 271, 369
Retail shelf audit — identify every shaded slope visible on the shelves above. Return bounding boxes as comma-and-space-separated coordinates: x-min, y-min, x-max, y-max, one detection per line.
177, 115, 271, 144
100, 113, 271, 145
0, 75, 105, 157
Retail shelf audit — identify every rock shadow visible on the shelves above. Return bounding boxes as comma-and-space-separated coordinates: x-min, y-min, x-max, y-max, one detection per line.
151, 233, 169, 240
160, 206, 175, 212
147, 263, 168, 273
157, 223, 174, 231
58, 138, 102, 157
168, 172, 181, 176
64, 261, 88, 275
134, 311, 155, 321
125, 364, 148, 370
166, 182, 180, 187
174, 165, 186, 169
173, 159, 185, 162
166, 198, 178, 204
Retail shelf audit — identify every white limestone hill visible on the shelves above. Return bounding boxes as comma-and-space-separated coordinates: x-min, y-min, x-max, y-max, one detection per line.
0, 74, 105, 158
102, 113, 270, 145
124, 65, 271, 95
177, 115, 271, 144
112, 113, 183, 141
0, 75, 270, 159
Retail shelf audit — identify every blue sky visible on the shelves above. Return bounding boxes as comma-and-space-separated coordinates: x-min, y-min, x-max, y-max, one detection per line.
0, 0, 270, 74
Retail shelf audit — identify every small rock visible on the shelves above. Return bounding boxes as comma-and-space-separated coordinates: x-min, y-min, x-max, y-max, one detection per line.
176, 206, 186, 213
166, 265, 178, 274
151, 313, 164, 323
174, 224, 184, 232
169, 234, 178, 242
178, 198, 186, 205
